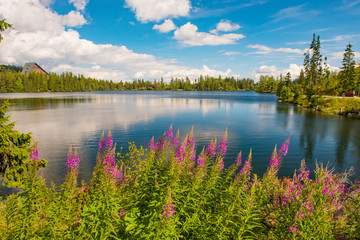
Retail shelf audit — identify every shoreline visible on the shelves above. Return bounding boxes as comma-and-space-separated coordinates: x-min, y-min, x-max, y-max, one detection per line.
278, 95, 360, 119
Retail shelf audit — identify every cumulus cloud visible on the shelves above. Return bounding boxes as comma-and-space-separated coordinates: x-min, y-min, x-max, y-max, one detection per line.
134, 65, 237, 81
247, 44, 305, 54
252, 64, 303, 80
211, 20, 241, 34
62, 10, 87, 27
0, 0, 238, 82
0, 0, 87, 33
69, 0, 89, 11
153, 19, 177, 33
124, 0, 191, 22
162, 65, 238, 80
174, 22, 245, 46
40, 0, 54, 7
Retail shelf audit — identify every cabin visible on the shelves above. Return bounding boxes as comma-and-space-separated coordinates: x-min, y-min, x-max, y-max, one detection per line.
21, 63, 48, 76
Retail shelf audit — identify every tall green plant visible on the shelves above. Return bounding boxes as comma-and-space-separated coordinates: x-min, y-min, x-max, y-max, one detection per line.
0, 100, 46, 187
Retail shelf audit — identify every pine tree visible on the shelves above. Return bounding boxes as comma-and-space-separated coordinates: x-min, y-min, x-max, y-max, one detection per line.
309, 33, 323, 86
340, 43, 356, 92
285, 72, 292, 87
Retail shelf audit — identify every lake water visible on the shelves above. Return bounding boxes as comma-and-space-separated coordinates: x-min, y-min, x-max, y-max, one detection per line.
1, 91, 359, 185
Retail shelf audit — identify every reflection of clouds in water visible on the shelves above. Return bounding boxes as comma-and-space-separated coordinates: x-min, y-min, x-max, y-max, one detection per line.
7, 94, 229, 166
3, 91, 360, 184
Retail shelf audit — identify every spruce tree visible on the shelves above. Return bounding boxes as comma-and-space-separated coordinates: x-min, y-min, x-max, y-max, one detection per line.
341, 43, 356, 92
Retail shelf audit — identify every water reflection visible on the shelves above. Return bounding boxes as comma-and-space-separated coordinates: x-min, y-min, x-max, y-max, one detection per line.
336, 121, 350, 168
0, 91, 359, 186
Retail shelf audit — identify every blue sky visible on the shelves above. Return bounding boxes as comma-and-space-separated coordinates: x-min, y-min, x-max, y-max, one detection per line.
0, 0, 359, 82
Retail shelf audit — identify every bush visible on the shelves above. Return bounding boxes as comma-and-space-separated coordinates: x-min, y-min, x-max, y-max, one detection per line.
0, 100, 46, 187
0, 127, 359, 239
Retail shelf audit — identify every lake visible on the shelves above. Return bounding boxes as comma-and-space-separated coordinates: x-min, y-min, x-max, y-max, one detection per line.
1, 91, 359, 185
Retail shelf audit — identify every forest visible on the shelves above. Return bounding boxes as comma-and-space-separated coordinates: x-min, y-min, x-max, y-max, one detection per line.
0, 66, 255, 92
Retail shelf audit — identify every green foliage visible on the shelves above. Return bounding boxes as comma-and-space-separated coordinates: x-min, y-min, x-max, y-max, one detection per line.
257, 75, 277, 93
0, 127, 359, 239
257, 34, 360, 117
0, 19, 12, 43
0, 65, 23, 73
340, 43, 357, 92
279, 86, 293, 102
0, 100, 46, 187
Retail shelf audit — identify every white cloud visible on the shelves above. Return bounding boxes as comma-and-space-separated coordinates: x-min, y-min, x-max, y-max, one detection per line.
153, 19, 176, 33
174, 22, 245, 46
0, 0, 239, 82
0, 0, 87, 33
252, 64, 303, 80
62, 10, 87, 27
161, 65, 238, 81
222, 51, 241, 56
39, 0, 54, 7
247, 44, 304, 54
51, 64, 130, 82
69, 0, 89, 11
124, 0, 191, 22
213, 20, 241, 33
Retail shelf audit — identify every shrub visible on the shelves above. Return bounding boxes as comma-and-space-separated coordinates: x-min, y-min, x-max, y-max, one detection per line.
0, 127, 358, 239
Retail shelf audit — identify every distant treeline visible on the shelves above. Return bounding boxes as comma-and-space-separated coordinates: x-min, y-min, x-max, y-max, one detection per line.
123, 76, 255, 91
0, 64, 23, 72
0, 67, 255, 92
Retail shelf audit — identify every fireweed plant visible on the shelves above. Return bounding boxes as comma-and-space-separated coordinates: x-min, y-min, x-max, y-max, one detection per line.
0, 127, 359, 239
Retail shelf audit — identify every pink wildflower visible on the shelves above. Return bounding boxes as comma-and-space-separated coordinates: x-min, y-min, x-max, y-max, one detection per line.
289, 226, 300, 236
197, 148, 206, 167
171, 130, 179, 147
29, 142, 40, 161
205, 139, 216, 158
162, 204, 175, 220
235, 151, 242, 166
155, 136, 164, 151
106, 130, 113, 149
269, 146, 279, 169
175, 144, 186, 163
120, 209, 126, 218
166, 125, 173, 140
218, 130, 228, 157
148, 137, 155, 150
112, 165, 126, 183
104, 147, 116, 173
162, 189, 175, 220
239, 149, 252, 180
97, 131, 106, 151
66, 146, 80, 169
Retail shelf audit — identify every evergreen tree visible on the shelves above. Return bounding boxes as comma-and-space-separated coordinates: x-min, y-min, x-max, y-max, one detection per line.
0, 101, 47, 187
285, 72, 292, 87
340, 43, 356, 92
309, 33, 323, 86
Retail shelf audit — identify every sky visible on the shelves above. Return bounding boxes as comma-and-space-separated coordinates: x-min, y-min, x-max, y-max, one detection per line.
0, 0, 359, 82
